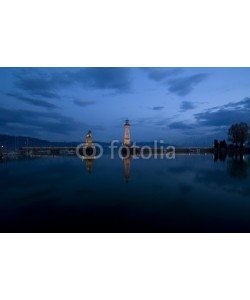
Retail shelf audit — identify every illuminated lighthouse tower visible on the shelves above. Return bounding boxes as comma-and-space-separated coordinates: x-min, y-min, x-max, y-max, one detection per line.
123, 119, 131, 147
83, 130, 95, 158
85, 130, 93, 145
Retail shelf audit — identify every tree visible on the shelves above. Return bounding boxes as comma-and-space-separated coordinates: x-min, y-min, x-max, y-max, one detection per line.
214, 139, 219, 149
228, 122, 249, 148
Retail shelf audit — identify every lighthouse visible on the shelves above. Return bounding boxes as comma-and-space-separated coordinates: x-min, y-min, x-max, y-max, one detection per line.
85, 130, 93, 145
83, 130, 95, 158
123, 119, 131, 146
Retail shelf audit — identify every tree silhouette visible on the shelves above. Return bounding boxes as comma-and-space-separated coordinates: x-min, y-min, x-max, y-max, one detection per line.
228, 122, 249, 148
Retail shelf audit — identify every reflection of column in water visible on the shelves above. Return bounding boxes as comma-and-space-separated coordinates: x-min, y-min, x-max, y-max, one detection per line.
84, 159, 94, 173
123, 157, 131, 182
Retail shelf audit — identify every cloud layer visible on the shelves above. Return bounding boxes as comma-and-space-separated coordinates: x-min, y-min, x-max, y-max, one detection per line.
166, 97, 250, 138
14, 68, 132, 99
195, 97, 250, 127
143, 68, 209, 96
180, 101, 196, 112
0, 68, 249, 144
6, 92, 58, 109
167, 74, 208, 96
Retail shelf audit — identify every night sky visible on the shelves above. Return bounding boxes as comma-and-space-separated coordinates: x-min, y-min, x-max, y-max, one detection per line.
0, 67, 250, 146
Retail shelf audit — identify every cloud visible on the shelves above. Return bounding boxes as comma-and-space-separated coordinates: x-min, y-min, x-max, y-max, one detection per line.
73, 99, 95, 107
195, 97, 250, 127
168, 121, 195, 130
141, 68, 208, 96
14, 68, 132, 98
167, 97, 250, 134
167, 73, 208, 96
6, 92, 58, 109
152, 106, 164, 111
142, 68, 182, 81
160, 97, 250, 143
180, 101, 196, 112
221, 97, 250, 109
0, 107, 79, 133
14, 72, 65, 98
0, 107, 104, 139
71, 68, 131, 92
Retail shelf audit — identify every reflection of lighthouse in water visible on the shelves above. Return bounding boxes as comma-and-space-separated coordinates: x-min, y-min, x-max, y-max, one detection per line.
84, 159, 94, 173
123, 157, 131, 182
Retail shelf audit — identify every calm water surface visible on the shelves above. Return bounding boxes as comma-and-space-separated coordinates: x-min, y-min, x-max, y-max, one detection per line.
0, 154, 250, 232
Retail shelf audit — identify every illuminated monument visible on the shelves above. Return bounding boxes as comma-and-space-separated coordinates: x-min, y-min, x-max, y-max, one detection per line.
85, 130, 93, 145
82, 130, 95, 172
83, 130, 95, 157
123, 119, 131, 146
121, 119, 139, 156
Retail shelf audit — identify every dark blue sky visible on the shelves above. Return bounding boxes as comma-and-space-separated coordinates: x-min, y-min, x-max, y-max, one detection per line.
0, 67, 250, 145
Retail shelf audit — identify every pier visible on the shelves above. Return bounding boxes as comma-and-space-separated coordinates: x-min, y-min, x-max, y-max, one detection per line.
19, 147, 76, 156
